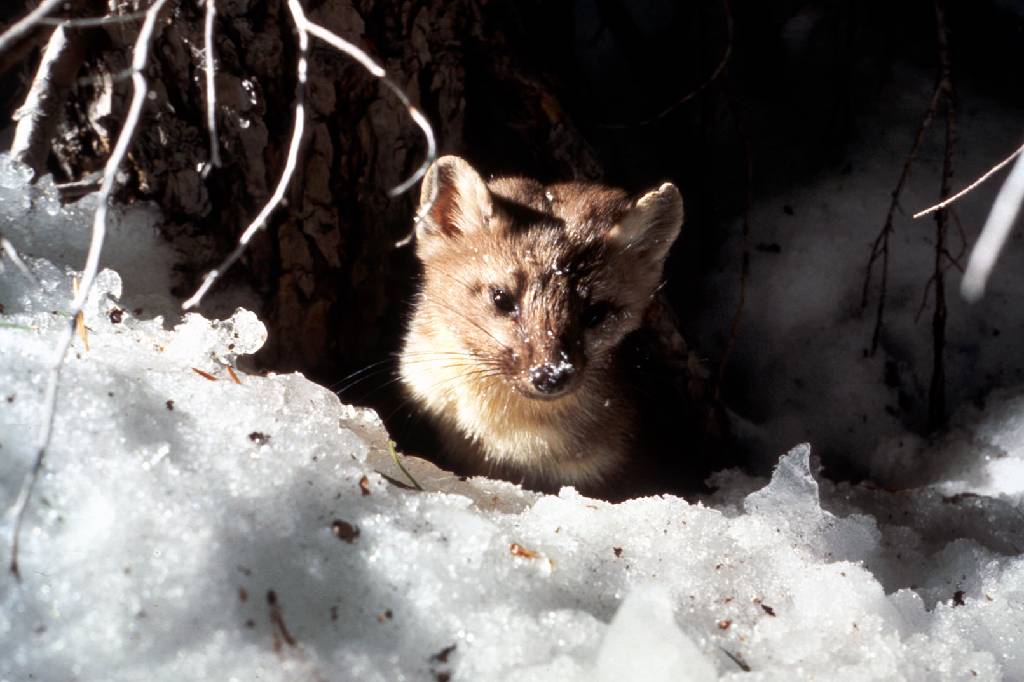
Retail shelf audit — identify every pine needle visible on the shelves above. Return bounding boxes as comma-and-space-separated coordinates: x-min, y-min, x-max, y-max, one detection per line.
388, 440, 423, 491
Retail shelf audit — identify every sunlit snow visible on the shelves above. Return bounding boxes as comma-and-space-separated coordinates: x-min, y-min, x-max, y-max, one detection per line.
2, 79, 1024, 681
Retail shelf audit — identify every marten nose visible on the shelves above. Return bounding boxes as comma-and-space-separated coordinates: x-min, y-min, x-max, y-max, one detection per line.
529, 362, 575, 395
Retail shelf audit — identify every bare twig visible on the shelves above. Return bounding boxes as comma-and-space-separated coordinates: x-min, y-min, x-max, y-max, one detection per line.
0, 0, 64, 57
182, 0, 437, 309
181, 0, 309, 310
914, 273, 937, 323
961, 143, 1024, 302
948, 207, 968, 269
9, 0, 171, 580
203, 0, 221, 170
37, 11, 148, 29
913, 208, 965, 323
75, 66, 133, 88
927, 0, 955, 431
596, 0, 734, 130
913, 141, 1024, 219
10, 23, 86, 175
54, 174, 102, 203
860, 85, 942, 356
299, 17, 436, 196
0, 233, 39, 285
861, 0, 957, 431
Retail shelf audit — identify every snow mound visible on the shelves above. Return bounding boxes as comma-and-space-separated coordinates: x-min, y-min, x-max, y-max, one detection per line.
1, 155, 1023, 680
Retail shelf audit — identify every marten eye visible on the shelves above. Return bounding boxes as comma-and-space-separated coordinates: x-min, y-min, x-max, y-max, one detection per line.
584, 301, 612, 328
490, 287, 519, 316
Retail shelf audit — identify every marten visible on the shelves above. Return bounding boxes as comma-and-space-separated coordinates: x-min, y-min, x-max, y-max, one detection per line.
400, 155, 713, 499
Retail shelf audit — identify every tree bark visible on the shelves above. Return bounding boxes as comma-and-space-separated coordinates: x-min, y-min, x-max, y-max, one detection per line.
37, 0, 604, 384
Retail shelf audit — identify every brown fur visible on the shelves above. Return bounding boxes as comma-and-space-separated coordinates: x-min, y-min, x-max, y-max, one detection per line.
400, 156, 683, 496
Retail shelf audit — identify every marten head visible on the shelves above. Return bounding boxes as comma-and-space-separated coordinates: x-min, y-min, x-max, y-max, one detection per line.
408, 155, 683, 404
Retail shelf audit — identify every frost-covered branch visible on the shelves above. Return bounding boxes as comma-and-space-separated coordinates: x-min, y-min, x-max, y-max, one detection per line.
10, 23, 85, 175
913, 141, 1024, 219
182, 0, 437, 309
961, 142, 1024, 302
10, 7, 147, 175
9, 0, 171, 580
0, 0, 64, 57
203, 0, 221, 170
0, 232, 38, 285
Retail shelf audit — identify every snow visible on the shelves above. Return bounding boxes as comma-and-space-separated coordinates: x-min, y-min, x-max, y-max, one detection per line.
696, 62, 1024, 497
2, 65, 1024, 680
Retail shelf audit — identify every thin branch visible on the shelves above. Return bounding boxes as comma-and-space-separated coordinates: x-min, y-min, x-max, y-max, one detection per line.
54, 174, 102, 203
0, 233, 39, 286
914, 273, 937, 323
181, 0, 310, 311
860, 75, 943, 356
203, 0, 221, 170
10, 22, 86, 175
946, 206, 967, 270
182, 0, 438, 309
299, 17, 436, 196
0, 17, 47, 79
913, 241, 965, 324
76, 66, 133, 88
927, 0, 954, 432
301, 19, 384, 79
961, 141, 1024, 302
595, 0, 734, 130
37, 11, 148, 29
9, 0, 171, 580
913, 141, 1024, 219
0, 0, 64, 57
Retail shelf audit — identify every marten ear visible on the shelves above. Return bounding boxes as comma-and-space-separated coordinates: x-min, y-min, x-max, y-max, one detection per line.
415, 156, 493, 252
607, 183, 683, 265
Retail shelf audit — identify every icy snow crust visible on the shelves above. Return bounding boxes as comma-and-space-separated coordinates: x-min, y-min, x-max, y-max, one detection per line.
1, 145, 1023, 679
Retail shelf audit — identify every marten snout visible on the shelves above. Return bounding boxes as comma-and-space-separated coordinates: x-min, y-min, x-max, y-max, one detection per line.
528, 356, 576, 396
517, 322, 585, 398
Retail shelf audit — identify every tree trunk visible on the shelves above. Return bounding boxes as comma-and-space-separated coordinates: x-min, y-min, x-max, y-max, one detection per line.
34, 0, 605, 385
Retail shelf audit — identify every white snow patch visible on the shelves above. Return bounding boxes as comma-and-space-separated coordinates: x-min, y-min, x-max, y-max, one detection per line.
2, 125, 1024, 682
